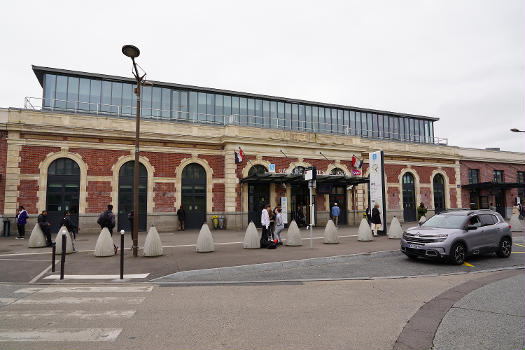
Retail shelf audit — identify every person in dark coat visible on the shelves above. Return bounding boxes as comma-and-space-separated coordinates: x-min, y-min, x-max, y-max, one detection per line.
417, 202, 427, 221
371, 203, 381, 237
60, 210, 77, 238
296, 204, 306, 228
37, 210, 52, 247
176, 205, 185, 231
98, 204, 117, 254
15, 205, 28, 239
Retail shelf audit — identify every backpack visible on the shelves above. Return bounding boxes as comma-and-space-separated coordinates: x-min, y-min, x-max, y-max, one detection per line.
97, 211, 111, 227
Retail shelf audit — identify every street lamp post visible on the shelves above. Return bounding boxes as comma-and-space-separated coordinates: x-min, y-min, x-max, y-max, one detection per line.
122, 44, 145, 257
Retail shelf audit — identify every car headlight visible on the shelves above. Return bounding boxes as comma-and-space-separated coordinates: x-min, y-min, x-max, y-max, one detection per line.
435, 233, 448, 242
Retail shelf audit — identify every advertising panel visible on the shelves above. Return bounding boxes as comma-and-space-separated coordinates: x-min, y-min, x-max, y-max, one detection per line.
368, 150, 387, 233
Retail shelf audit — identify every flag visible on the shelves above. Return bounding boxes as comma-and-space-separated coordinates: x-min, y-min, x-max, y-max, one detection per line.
234, 150, 244, 164
352, 155, 357, 167
356, 159, 363, 169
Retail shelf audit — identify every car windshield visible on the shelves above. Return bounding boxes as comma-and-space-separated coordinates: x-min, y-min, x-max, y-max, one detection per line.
421, 214, 466, 229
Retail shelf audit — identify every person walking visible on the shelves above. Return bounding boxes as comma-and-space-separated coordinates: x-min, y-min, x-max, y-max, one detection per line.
417, 202, 427, 221
60, 210, 78, 252
176, 206, 185, 231
274, 207, 284, 245
37, 210, 52, 247
371, 203, 381, 237
98, 204, 117, 254
15, 205, 28, 239
260, 204, 271, 248
331, 202, 340, 226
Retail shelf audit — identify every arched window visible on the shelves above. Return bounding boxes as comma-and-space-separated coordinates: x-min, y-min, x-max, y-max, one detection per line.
433, 174, 445, 214
181, 163, 207, 229
248, 165, 267, 176
330, 168, 345, 176
118, 161, 148, 231
292, 166, 305, 175
402, 172, 416, 222
46, 158, 80, 232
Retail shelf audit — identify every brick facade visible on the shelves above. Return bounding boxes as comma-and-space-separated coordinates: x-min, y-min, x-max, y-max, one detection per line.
86, 181, 112, 213
0, 132, 7, 214
153, 182, 176, 212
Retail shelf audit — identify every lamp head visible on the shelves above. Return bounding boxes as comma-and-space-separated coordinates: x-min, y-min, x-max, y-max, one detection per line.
122, 45, 140, 59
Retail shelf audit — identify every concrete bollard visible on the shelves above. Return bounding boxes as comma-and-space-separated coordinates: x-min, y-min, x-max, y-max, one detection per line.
323, 219, 339, 244
144, 225, 163, 257
243, 221, 260, 249
55, 226, 74, 254
196, 223, 214, 252
357, 218, 373, 241
509, 214, 523, 232
94, 227, 115, 257
284, 220, 303, 246
28, 224, 47, 248
419, 215, 427, 224
388, 216, 403, 239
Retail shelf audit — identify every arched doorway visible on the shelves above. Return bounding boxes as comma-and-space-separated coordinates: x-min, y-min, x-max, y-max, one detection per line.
291, 166, 310, 224
248, 165, 269, 227
181, 163, 207, 229
46, 158, 80, 233
433, 174, 445, 214
118, 161, 147, 232
329, 168, 347, 225
402, 172, 416, 222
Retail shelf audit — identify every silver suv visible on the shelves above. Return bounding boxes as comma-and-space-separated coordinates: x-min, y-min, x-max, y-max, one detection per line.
400, 209, 512, 265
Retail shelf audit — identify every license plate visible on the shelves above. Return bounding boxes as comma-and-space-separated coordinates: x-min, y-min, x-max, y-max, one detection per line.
408, 243, 424, 249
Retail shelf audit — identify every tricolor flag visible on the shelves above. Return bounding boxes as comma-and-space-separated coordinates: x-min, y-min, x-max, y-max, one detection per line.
234, 149, 244, 164
352, 155, 363, 169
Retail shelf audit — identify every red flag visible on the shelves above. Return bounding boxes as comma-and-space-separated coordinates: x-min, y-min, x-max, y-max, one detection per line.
352, 155, 357, 167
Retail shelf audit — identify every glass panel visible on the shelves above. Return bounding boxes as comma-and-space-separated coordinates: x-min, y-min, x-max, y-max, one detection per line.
263, 100, 270, 128
409, 118, 415, 141
349, 111, 355, 135
180, 90, 188, 120
171, 90, 180, 120
232, 96, 239, 124
355, 112, 361, 136
298, 104, 305, 131
378, 114, 384, 138
255, 99, 263, 127
414, 119, 420, 142
319, 107, 326, 133
223, 95, 231, 123
312, 106, 319, 132
43, 74, 56, 109
247, 98, 255, 126
111, 82, 122, 115
338, 109, 344, 134
66, 77, 79, 111
55, 75, 68, 110
343, 110, 349, 134
78, 78, 90, 112
207, 93, 215, 123
424, 120, 429, 143
429, 122, 434, 142
89, 79, 101, 113
215, 94, 224, 124
151, 87, 161, 118
198, 92, 206, 122
161, 88, 171, 119
372, 114, 378, 138
277, 102, 285, 129
405, 118, 410, 141
367, 113, 373, 138
101, 81, 112, 113
399, 117, 405, 141
383, 115, 389, 139
189, 91, 197, 121
331, 108, 338, 133
239, 97, 247, 125
284, 103, 291, 130
305, 105, 312, 132
122, 83, 133, 116
270, 101, 277, 129
291, 104, 298, 131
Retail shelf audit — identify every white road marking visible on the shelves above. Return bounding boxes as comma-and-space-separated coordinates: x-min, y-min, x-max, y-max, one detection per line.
0, 298, 16, 305
0, 310, 136, 320
15, 286, 153, 294
43, 273, 149, 280
14, 296, 145, 305
29, 263, 56, 284
0, 328, 122, 342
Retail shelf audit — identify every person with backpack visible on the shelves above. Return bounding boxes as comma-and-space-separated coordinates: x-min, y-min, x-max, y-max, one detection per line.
15, 205, 28, 239
98, 204, 117, 254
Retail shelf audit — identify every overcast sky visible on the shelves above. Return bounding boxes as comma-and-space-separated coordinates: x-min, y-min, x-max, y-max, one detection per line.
1, 0, 523, 152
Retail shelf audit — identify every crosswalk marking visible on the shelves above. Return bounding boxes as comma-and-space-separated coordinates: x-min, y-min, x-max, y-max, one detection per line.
0, 328, 122, 342
43, 273, 149, 280
0, 310, 135, 320
15, 286, 153, 294
14, 296, 145, 305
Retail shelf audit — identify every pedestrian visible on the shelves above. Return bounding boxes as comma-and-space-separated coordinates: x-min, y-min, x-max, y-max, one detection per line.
371, 203, 381, 237
489, 202, 496, 212
296, 204, 306, 228
60, 210, 78, 252
98, 204, 117, 254
260, 204, 271, 248
128, 210, 134, 233
274, 207, 284, 245
519, 201, 524, 220
365, 206, 371, 225
417, 202, 427, 221
15, 205, 28, 239
37, 210, 52, 247
269, 205, 275, 238
176, 206, 185, 231
331, 202, 340, 226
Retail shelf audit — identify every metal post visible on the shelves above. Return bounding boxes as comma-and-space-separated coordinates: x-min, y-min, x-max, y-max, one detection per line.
309, 180, 313, 249
120, 230, 125, 279
60, 234, 66, 280
51, 242, 56, 272
132, 58, 141, 258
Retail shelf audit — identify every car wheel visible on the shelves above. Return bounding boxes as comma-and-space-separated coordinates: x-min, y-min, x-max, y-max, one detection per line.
496, 237, 512, 258
449, 242, 465, 265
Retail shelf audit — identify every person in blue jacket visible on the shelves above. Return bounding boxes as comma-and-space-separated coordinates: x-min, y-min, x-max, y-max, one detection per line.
331, 202, 340, 226
16, 205, 28, 239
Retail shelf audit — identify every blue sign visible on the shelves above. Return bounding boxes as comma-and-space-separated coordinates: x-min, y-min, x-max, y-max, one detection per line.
269, 163, 276, 173
372, 153, 377, 160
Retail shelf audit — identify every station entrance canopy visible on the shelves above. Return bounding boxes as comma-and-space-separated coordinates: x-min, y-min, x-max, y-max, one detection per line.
240, 172, 369, 187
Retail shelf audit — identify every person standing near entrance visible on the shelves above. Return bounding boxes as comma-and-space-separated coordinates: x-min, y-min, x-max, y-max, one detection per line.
98, 204, 117, 254
15, 205, 28, 239
274, 207, 284, 245
417, 202, 427, 221
371, 203, 381, 237
260, 204, 271, 248
296, 204, 306, 228
176, 205, 185, 231
331, 202, 340, 226
38, 210, 52, 247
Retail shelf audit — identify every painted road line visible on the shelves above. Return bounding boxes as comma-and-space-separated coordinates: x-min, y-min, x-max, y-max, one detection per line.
43, 273, 149, 280
15, 286, 153, 294
462, 262, 475, 267
14, 296, 145, 305
514, 243, 525, 247
0, 298, 16, 305
0, 310, 135, 320
511, 251, 525, 254
29, 263, 56, 284
0, 328, 122, 342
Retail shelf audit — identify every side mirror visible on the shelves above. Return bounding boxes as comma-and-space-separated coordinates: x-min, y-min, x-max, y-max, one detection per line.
466, 225, 477, 231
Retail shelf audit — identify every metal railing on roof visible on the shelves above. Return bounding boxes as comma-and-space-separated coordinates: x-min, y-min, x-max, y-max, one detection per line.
23, 96, 448, 145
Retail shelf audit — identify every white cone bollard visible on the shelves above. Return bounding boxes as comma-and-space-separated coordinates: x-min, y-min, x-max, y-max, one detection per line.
28, 223, 46, 248
243, 221, 260, 249
509, 214, 522, 232
323, 219, 339, 244
284, 220, 303, 246
357, 218, 373, 242
94, 227, 114, 257
144, 225, 163, 256
55, 226, 74, 254
196, 223, 214, 252
388, 216, 403, 239
419, 215, 427, 224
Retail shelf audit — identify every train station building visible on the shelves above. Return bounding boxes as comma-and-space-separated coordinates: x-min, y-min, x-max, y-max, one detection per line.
0, 65, 523, 233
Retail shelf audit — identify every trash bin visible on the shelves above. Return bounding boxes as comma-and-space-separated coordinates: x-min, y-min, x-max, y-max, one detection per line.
3, 219, 10, 237
218, 216, 225, 230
